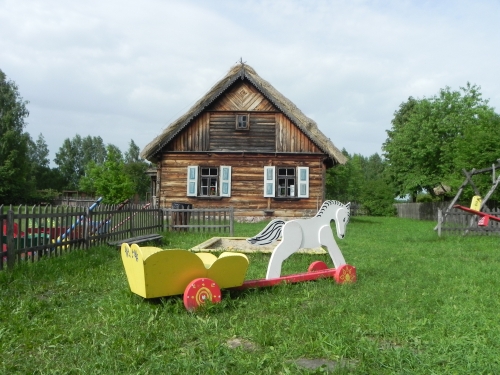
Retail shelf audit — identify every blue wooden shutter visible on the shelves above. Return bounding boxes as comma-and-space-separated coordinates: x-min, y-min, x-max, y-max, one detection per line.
264, 166, 275, 197
297, 166, 309, 198
187, 166, 198, 196
219, 166, 231, 197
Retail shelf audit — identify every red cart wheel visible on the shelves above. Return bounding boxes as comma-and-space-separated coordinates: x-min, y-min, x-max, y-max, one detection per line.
334, 264, 356, 284
308, 261, 328, 272
183, 278, 221, 311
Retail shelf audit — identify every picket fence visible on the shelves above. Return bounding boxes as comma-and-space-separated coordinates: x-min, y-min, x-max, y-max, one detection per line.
394, 202, 450, 221
436, 207, 500, 236
1, 204, 234, 270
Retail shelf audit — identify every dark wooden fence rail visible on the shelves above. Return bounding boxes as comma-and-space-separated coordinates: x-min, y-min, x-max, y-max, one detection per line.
1, 203, 163, 270
436, 207, 500, 236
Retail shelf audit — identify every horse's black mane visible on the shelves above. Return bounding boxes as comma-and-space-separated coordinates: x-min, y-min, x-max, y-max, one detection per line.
315, 200, 349, 218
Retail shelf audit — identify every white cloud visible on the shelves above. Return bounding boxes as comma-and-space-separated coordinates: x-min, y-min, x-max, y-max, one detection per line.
1, 0, 500, 165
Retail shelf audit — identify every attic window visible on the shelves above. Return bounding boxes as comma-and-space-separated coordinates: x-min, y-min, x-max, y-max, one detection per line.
236, 114, 249, 130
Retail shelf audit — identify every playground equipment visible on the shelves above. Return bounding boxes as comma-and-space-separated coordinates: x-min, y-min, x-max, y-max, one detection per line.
436, 160, 500, 233
247, 200, 350, 279
56, 197, 103, 244
2, 221, 49, 261
453, 196, 500, 227
121, 200, 356, 311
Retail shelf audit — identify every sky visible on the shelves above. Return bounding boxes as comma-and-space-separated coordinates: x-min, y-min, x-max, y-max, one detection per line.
2, 0, 500, 166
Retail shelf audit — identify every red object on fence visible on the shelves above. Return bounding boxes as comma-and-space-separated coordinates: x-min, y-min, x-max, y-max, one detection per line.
453, 205, 500, 227
110, 203, 151, 232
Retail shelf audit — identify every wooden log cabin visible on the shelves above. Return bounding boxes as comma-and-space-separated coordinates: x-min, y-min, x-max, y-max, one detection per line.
140, 63, 347, 218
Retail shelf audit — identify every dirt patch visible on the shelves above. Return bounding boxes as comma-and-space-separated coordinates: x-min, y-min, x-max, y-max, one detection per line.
290, 358, 358, 372
226, 337, 259, 352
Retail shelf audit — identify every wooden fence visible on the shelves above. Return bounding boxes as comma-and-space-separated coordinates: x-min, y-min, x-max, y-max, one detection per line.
1, 204, 235, 270
1, 203, 162, 270
394, 202, 450, 221
163, 207, 234, 235
436, 207, 500, 236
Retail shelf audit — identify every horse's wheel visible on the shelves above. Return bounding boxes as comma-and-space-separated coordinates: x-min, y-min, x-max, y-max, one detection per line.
183, 278, 221, 311
334, 264, 357, 284
308, 261, 329, 272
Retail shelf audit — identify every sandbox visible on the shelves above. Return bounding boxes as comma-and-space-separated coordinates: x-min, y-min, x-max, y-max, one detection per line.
191, 237, 326, 254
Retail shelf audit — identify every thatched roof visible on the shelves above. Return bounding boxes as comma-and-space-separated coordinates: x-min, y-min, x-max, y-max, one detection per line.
141, 63, 347, 165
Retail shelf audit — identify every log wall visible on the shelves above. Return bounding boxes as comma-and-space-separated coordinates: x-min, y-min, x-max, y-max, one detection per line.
158, 79, 329, 217
158, 153, 326, 217
209, 112, 276, 152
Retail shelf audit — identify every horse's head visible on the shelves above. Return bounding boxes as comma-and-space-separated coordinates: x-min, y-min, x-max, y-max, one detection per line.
334, 202, 350, 239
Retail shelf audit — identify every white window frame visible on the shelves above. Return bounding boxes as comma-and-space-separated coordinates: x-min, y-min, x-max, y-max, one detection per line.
187, 165, 232, 197
263, 166, 309, 198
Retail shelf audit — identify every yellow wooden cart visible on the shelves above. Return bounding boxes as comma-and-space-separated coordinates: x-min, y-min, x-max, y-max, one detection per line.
121, 243, 249, 310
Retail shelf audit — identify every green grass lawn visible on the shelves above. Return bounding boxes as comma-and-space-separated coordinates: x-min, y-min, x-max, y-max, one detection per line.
1, 217, 500, 374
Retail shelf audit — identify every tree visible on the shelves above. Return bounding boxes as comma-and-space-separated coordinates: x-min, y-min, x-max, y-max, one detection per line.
0, 69, 33, 203
383, 83, 500, 201
79, 145, 134, 204
123, 140, 151, 200
54, 135, 108, 190
325, 149, 363, 203
326, 150, 395, 216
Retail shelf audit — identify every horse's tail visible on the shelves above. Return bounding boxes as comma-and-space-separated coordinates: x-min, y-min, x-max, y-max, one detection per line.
246, 219, 285, 245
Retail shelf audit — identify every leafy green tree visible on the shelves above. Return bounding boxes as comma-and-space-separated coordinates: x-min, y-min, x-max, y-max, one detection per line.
326, 149, 363, 203
54, 135, 108, 190
361, 178, 396, 216
82, 135, 107, 165
383, 83, 500, 202
326, 150, 395, 216
124, 140, 151, 199
0, 69, 33, 203
28, 134, 51, 190
54, 135, 83, 189
30, 133, 50, 169
79, 145, 134, 204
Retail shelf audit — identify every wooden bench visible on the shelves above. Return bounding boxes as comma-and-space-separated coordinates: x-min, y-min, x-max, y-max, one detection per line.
108, 234, 163, 247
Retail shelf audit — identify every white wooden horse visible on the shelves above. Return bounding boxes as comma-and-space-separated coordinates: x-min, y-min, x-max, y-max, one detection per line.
247, 200, 350, 279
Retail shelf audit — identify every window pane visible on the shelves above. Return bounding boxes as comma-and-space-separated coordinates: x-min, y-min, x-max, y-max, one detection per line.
300, 168, 307, 181
266, 183, 273, 195
287, 168, 295, 176
237, 115, 248, 128
300, 184, 306, 196
278, 178, 286, 196
266, 168, 274, 180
